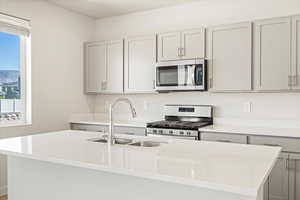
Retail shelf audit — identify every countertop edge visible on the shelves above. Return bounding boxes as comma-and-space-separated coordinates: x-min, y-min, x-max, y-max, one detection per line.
0, 149, 257, 197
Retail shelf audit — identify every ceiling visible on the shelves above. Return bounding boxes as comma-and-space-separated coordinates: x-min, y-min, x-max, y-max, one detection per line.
46, 0, 202, 19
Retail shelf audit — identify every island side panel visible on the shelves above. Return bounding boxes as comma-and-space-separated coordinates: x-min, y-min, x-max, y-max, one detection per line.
8, 156, 256, 200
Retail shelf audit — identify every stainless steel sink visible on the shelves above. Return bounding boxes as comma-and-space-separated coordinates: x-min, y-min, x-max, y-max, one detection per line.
88, 138, 133, 145
114, 138, 133, 145
88, 137, 166, 147
129, 141, 163, 147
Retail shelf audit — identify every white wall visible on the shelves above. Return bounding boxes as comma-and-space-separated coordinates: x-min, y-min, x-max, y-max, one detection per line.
0, 0, 96, 195
94, 0, 300, 127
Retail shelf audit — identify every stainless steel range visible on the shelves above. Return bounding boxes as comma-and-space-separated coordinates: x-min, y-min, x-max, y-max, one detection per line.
146, 105, 213, 140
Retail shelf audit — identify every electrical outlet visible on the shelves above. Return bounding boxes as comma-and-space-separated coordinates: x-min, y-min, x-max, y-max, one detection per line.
244, 102, 252, 113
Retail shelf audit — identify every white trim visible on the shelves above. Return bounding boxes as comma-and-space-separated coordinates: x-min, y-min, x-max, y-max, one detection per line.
0, 13, 30, 36
0, 185, 7, 196
0, 15, 32, 126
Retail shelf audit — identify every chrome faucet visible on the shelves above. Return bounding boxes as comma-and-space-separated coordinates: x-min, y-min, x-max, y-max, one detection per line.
108, 98, 137, 144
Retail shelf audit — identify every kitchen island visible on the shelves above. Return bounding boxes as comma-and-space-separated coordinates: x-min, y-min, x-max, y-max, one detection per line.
0, 130, 280, 200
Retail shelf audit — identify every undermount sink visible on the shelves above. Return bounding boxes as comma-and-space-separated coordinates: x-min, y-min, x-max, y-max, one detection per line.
129, 141, 163, 147
88, 137, 166, 147
88, 138, 133, 145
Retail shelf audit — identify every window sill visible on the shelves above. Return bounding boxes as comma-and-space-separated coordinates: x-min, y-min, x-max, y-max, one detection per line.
0, 121, 32, 128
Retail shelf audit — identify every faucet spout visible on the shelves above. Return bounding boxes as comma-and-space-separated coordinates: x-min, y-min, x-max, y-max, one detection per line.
108, 98, 137, 144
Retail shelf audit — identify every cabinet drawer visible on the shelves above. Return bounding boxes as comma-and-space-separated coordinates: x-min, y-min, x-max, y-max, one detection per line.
114, 126, 146, 136
71, 123, 107, 133
249, 136, 300, 153
201, 132, 247, 144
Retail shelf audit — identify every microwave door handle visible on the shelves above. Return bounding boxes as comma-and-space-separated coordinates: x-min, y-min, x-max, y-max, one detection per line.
192, 65, 196, 85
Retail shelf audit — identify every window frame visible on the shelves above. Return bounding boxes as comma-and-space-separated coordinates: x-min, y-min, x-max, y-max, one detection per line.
0, 13, 31, 127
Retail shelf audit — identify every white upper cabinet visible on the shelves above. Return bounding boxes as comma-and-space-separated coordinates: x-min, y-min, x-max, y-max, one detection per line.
85, 40, 123, 94
292, 15, 300, 90
85, 42, 106, 93
181, 29, 205, 60
207, 22, 252, 91
157, 32, 181, 61
157, 28, 205, 61
254, 17, 291, 91
106, 40, 124, 93
124, 35, 157, 93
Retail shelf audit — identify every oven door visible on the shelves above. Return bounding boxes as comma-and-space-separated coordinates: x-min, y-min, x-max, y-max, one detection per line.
147, 133, 198, 140
155, 59, 206, 91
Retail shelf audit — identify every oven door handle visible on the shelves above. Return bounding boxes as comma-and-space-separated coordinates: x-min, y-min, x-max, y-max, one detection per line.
147, 133, 198, 140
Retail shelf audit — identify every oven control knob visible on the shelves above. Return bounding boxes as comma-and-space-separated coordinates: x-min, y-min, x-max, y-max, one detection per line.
169, 130, 173, 135
180, 131, 184, 135
187, 132, 191, 136
159, 130, 163, 134
153, 129, 157, 134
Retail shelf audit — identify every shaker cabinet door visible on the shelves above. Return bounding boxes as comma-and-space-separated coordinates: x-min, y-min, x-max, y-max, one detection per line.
85, 42, 107, 93
266, 154, 289, 200
124, 35, 157, 93
181, 28, 205, 60
292, 15, 300, 90
106, 40, 124, 93
207, 22, 252, 91
288, 154, 300, 200
157, 32, 181, 61
254, 17, 291, 91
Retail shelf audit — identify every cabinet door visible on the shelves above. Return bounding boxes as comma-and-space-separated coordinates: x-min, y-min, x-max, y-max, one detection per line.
106, 40, 124, 93
254, 17, 291, 91
292, 15, 300, 90
207, 22, 252, 91
124, 35, 157, 93
85, 42, 107, 93
181, 28, 205, 60
288, 153, 300, 200
157, 32, 181, 61
266, 154, 289, 200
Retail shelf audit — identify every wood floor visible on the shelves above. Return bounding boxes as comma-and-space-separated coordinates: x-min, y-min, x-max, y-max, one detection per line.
0, 195, 7, 200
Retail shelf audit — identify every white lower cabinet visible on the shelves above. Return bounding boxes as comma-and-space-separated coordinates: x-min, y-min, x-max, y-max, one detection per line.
201, 132, 300, 200
288, 153, 300, 200
264, 153, 289, 200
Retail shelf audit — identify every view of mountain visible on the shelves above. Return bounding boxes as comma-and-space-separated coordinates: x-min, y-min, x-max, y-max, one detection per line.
0, 70, 20, 84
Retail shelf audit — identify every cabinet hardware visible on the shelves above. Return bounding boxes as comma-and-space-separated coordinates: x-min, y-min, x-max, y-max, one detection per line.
294, 75, 298, 86
288, 75, 292, 87
178, 48, 181, 57
101, 81, 107, 90
209, 78, 213, 88
153, 80, 156, 89
286, 159, 289, 170
181, 48, 185, 57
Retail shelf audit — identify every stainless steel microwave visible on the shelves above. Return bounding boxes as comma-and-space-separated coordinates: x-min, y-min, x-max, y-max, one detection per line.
155, 59, 207, 92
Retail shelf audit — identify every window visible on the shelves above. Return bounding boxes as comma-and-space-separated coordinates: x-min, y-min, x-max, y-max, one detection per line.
0, 13, 31, 126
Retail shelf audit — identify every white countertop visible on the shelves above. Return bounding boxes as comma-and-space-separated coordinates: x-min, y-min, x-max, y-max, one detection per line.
0, 130, 280, 197
69, 119, 146, 128
199, 125, 300, 138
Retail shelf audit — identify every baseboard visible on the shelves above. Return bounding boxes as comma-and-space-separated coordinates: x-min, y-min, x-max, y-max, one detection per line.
0, 185, 7, 196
